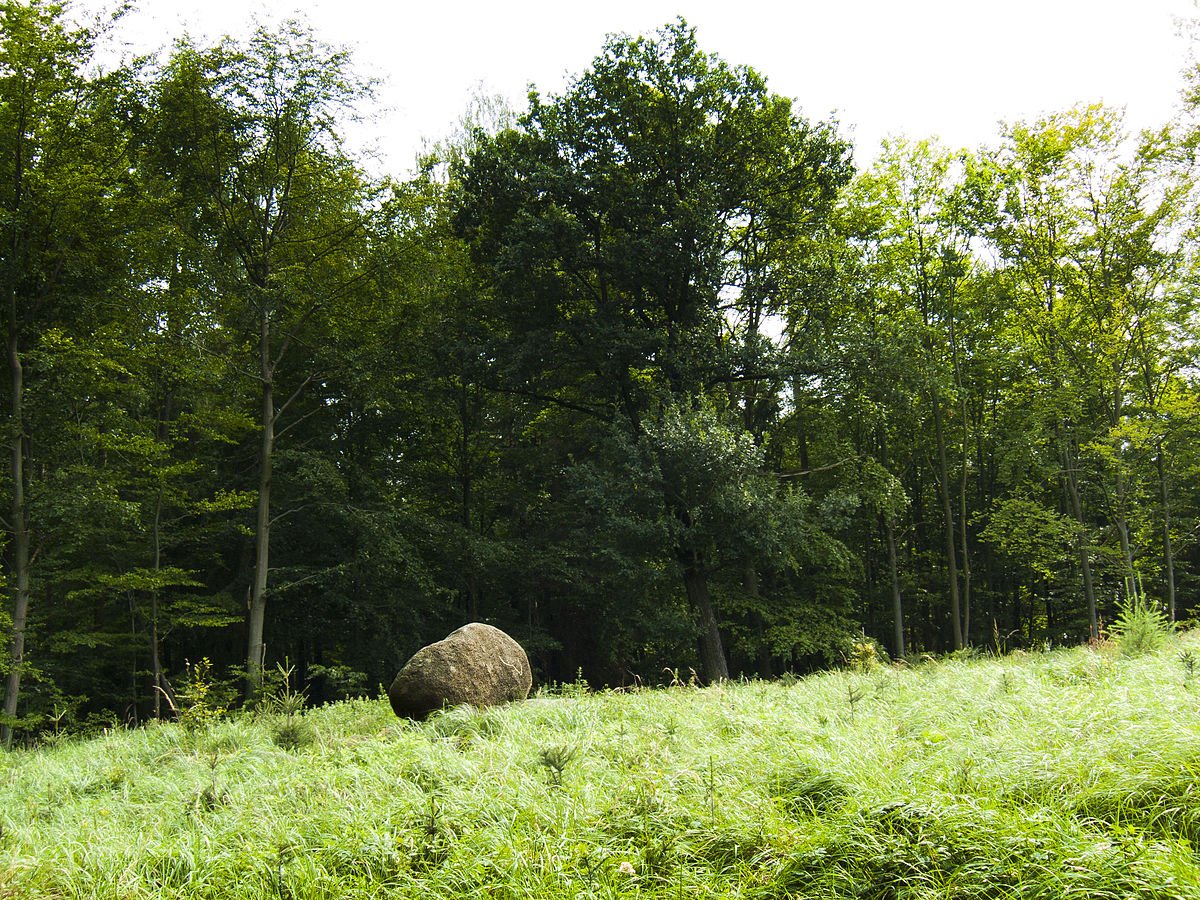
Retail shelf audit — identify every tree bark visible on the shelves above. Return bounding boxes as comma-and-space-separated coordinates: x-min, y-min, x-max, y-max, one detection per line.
932, 396, 963, 650
1155, 449, 1176, 621
245, 311, 274, 696
459, 380, 481, 621
682, 554, 728, 682
947, 278, 973, 643
150, 488, 165, 720
2, 317, 29, 747
1061, 436, 1098, 638
885, 515, 905, 659
957, 413, 972, 641
1113, 461, 1137, 599
743, 561, 772, 677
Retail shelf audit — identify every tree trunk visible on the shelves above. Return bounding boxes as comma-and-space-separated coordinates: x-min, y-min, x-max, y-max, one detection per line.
127, 592, 139, 726
743, 561, 772, 677
2, 319, 29, 747
932, 396, 963, 649
885, 515, 905, 659
957, 414, 972, 641
1115, 513, 1136, 599
1113, 466, 1137, 598
459, 381, 480, 621
1061, 436, 1098, 638
682, 554, 728, 683
1155, 449, 1176, 621
245, 312, 274, 696
947, 280, 972, 642
150, 488, 165, 720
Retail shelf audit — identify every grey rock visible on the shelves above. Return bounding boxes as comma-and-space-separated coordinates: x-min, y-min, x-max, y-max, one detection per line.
388, 623, 532, 719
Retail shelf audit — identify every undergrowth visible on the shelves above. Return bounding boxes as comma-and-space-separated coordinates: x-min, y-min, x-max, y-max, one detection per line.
0, 635, 1199, 898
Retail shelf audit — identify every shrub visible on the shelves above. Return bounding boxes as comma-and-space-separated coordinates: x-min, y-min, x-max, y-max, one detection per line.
1111, 590, 1172, 657
261, 661, 315, 750
845, 636, 887, 673
176, 658, 233, 730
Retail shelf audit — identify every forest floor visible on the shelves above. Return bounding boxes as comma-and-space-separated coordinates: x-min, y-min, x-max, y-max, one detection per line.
2, 634, 1200, 898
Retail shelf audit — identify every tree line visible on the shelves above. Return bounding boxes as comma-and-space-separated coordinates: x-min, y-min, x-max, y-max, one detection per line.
3, 1, 1199, 740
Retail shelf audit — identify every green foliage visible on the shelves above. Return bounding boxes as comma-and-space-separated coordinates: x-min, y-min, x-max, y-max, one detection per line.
979, 496, 1081, 580
1181, 649, 1198, 687
175, 658, 233, 731
258, 661, 315, 751
538, 743, 579, 787
1111, 590, 1173, 657
454, 20, 854, 681
306, 664, 369, 700
846, 636, 888, 673
2, 2, 1200, 733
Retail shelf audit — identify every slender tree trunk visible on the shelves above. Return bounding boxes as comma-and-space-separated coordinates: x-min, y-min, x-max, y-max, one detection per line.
2, 318, 29, 747
150, 488, 165, 720
792, 380, 811, 473
246, 312, 274, 696
1061, 436, 1098, 638
1115, 512, 1136, 598
1155, 449, 1176, 621
1113, 461, 1137, 598
885, 515, 905, 659
127, 593, 139, 726
682, 553, 728, 683
947, 283, 972, 642
743, 561, 772, 677
459, 381, 480, 620
932, 396, 963, 650
1011, 581, 1021, 644
957, 411, 972, 642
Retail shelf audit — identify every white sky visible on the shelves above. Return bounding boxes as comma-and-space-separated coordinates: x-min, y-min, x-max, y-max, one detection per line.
101, 0, 1199, 175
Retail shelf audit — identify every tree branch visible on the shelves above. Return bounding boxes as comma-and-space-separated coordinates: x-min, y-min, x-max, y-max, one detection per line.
776, 455, 859, 479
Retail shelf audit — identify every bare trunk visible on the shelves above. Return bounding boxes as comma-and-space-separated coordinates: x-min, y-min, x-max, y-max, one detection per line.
459, 382, 480, 620
246, 313, 273, 696
932, 397, 963, 650
791, 376, 811, 473
150, 489, 164, 719
127, 593, 139, 726
1061, 437, 1098, 638
885, 515, 905, 659
2, 319, 29, 747
957, 408, 972, 641
1156, 449, 1176, 621
683, 554, 728, 683
1115, 513, 1136, 598
1112, 457, 1137, 598
744, 561, 772, 677
946, 281, 972, 642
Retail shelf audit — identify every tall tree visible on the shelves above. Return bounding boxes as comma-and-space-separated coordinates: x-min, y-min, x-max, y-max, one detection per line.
148, 22, 377, 693
0, 0, 137, 742
455, 20, 851, 681
973, 106, 1193, 636
843, 139, 978, 648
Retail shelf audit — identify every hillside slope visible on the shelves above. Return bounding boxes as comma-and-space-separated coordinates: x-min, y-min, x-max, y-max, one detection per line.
3, 637, 1200, 898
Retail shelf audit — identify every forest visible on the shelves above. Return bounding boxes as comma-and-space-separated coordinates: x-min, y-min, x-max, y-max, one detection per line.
2, 0, 1200, 740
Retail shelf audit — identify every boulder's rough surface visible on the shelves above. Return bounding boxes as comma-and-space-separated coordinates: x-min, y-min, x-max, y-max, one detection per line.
388, 623, 532, 719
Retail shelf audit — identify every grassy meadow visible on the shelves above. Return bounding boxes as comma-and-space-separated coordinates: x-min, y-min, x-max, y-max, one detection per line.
3, 635, 1200, 898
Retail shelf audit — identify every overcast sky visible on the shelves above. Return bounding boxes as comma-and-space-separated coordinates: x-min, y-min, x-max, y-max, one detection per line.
101, 0, 1199, 174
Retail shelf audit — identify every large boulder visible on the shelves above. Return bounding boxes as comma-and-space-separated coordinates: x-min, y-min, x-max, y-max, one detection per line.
388, 623, 532, 719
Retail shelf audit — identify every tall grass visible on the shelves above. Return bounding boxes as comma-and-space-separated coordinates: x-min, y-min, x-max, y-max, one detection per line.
1, 635, 1199, 897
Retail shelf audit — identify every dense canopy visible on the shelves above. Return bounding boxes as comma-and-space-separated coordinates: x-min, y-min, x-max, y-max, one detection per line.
2, 1, 1199, 740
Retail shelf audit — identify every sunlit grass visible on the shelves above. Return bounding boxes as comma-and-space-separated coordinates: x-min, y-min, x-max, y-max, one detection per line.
2, 635, 1200, 897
